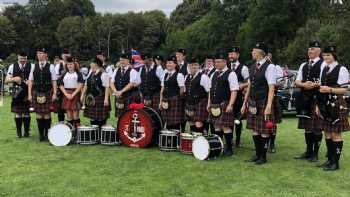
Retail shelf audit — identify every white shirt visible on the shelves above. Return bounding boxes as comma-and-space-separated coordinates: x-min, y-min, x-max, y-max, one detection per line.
80, 67, 89, 80
54, 63, 63, 77
28, 62, 57, 81
185, 71, 211, 92
104, 64, 114, 78
256, 58, 276, 85
275, 65, 284, 82
161, 70, 185, 87
85, 69, 110, 87
6, 62, 28, 76
296, 57, 322, 81
140, 64, 164, 81
231, 61, 250, 80
319, 61, 349, 85
211, 66, 239, 91
110, 66, 141, 84
61, 72, 83, 89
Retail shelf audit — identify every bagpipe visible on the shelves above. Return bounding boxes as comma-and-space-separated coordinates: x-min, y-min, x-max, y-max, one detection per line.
10, 79, 28, 103
295, 78, 321, 119
316, 83, 350, 125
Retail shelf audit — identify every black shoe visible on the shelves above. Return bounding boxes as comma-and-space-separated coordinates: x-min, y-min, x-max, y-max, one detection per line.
235, 142, 241, 148
24, 132, 30, 138
224, 148, 233, 157
255, 157, 267, 165
269, 144, 276, 153
294, 153, 311, 160
39, 136, 45, 142
317, 160, 330, 168
245, 155, 259, 162
323, 162, 339, 171
307, 155, 318, 162
17, 134, 22, 138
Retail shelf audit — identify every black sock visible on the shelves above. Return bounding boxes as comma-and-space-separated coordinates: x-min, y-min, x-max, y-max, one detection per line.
196, 127, 204, 133
215, 130, 223, 139
333, 141, 343, 165
305, 133, 313, 156
37, 119, 44, 139
261, 137, 269, 160
43, 119, 50, 137
325, 138, 332, 160
203, 122, 209, 133
313, 134, 322, 157
190, 125, 196, 132
270, 134, 276, 146
235, 122, 242, 145
23, 116, 31, 134
224, 133, 233, 151
15, 117, 23, 137
253, 135, 260, 157
58, 110, 65, 122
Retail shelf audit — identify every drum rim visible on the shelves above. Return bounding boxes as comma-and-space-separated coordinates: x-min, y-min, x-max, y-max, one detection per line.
48, 124, 72, 146
192, 136, 210, 160
143, 106, 163, 129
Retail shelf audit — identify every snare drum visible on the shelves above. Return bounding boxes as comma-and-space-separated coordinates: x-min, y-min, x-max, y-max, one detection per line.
192, 134, 224, 160
48, 122, 73, 146
101, 125, 120, 145
159, 130, 179, 151
179, 132, 202, 154
77, 125, 100, 145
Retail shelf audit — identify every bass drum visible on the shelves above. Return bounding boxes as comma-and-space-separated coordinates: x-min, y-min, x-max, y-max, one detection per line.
48, 122, 73, 147
118, 106, 163, 148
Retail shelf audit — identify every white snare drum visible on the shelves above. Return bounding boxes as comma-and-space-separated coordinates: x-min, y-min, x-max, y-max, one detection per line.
101, 125, 120, 145
48, 122, 73, 147
192, 134, 224, 160
77, 125, 100, 145
159, 129, 179, 151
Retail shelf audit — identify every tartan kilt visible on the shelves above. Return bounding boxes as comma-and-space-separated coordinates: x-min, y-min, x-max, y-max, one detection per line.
32, 90, 52, 114
209, 102, 233, 128
185, 99, 208, 123
246, 101, 277, 135
141, 94, 160, 112
298, 103, 322, 132
161, 96, 184, 126
322, 101, 350, 133
62, 89, 81, 111
115, 91, 141, 118
84, 93, 111, 120
274, 96, 282, 124
233, 91, 244, 118
11, 99, 30, 114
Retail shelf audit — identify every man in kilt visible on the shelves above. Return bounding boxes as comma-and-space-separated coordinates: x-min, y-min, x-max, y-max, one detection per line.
208, 53, 239, 157
185, 56, 211, 133
294, 41, 324, 162
81, 58, 111, 128
28, 48, 58, 141
110, 53, 141, 119
267, 51, 284, 153
228, 46, 249, 147
5, 51, 32, 138
54, 49, 71, 122
176, 49, 188, 131
159, 55, 185, 130
317, 46, 349, 171
202, 55, 216, 134
139, 53, 164, 111
241, 43, 277, 165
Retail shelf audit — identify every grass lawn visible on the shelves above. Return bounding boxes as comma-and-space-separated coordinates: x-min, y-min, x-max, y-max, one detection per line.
0, 96, 350, 197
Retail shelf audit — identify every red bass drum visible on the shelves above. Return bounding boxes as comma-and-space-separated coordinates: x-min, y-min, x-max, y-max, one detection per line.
118, 106, 163, 148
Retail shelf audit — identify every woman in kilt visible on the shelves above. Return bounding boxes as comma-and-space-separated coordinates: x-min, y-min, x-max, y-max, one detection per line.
184, 56, 211, 133
208, 53, 239, 157
58, 57, 84, 130
110, 53, 141, 119
241, 43, 277, 165
159, 55, 185, 130
81, 58, 111, 129
5, 51, 32, 138
139, 54, 164, 112
28, 48, 58, 141
317, 46, 350, 171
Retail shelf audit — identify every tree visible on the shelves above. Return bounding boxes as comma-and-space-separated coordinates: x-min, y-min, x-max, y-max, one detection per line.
0, 16, 17, 59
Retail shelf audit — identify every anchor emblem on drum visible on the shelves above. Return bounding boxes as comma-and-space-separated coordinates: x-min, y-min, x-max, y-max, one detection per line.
123, 112, 146, 143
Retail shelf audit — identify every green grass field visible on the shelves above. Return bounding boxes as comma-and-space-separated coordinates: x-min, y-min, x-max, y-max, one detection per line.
1, 96, 350, 197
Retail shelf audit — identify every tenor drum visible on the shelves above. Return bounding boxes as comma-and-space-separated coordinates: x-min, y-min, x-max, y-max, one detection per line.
48, 122, 73, 146
159, 129, 179, 151
192, 135, 224, 160
101, 125, 119, 145
179, 132, 202, 154
77, 125, 100, 145
118, 106, 163, 148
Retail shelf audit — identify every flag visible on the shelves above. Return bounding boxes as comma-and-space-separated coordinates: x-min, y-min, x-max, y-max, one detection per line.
131, 49, 144, 69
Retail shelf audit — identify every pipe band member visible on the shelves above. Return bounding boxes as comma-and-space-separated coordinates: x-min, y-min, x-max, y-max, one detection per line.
28, 48, 58, 141
208, 53, 239, 157
5, 50, 32, 138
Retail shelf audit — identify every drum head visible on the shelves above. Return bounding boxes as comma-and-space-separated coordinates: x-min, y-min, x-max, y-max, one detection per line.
192, 136, 210, 160
48, 123, 72, 147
